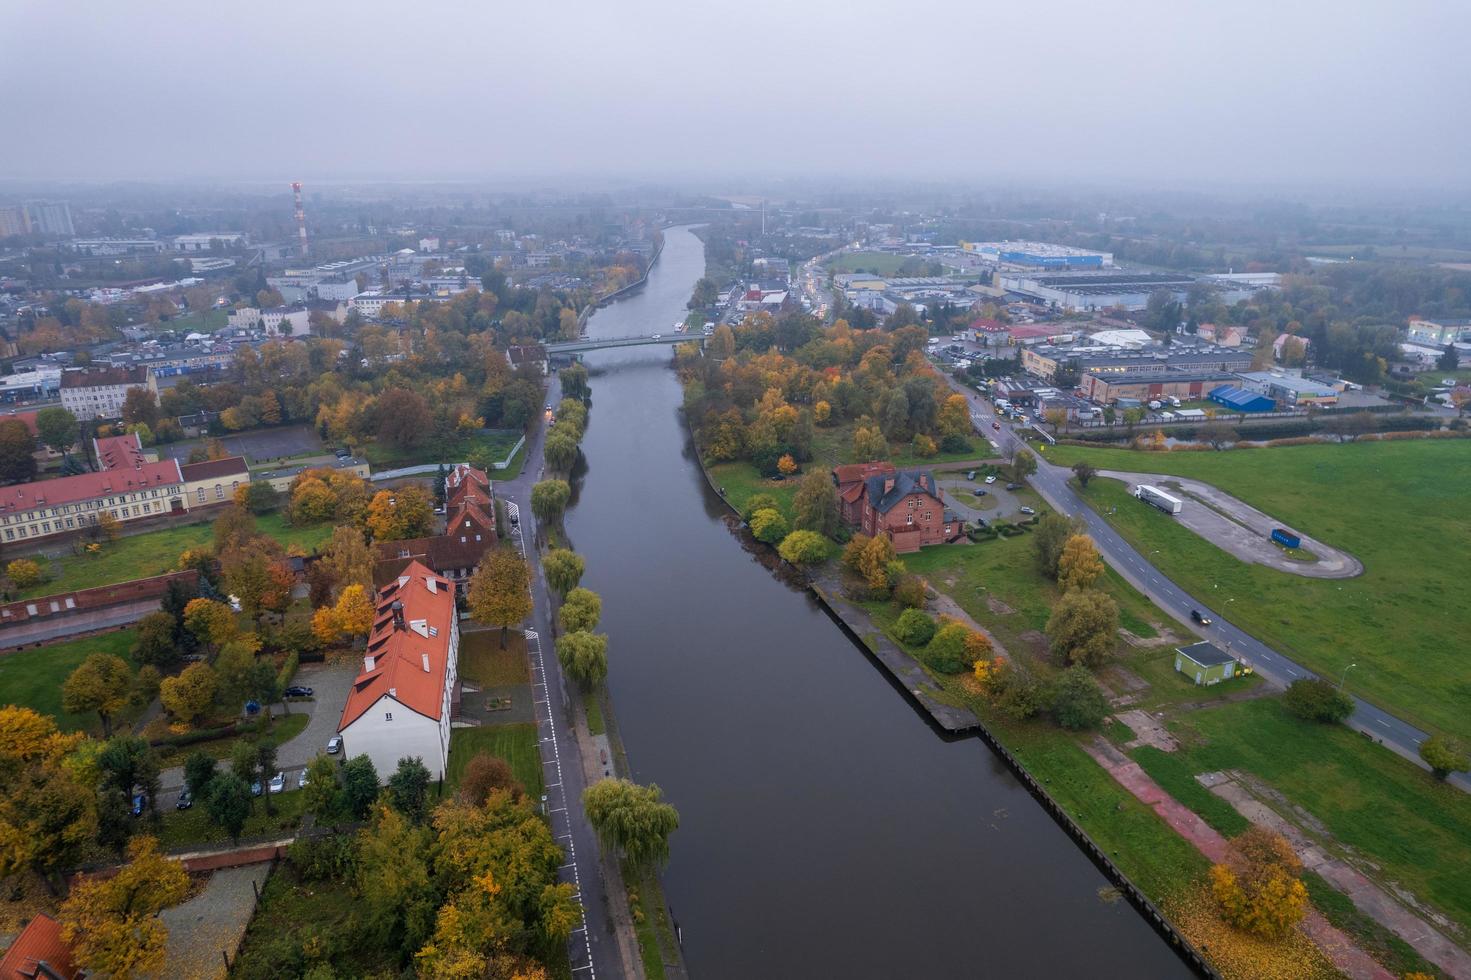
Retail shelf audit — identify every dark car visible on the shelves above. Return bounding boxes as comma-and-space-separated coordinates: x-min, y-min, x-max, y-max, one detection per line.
1191, 609, 1213, 626
283, 685, 314, 698
251, 780, 263, 797
176, 788, 193, 810
991, 421, 1001, 430
972, 488, 987, 496
1005, 483, 1021, 491
131, 793, 147, 817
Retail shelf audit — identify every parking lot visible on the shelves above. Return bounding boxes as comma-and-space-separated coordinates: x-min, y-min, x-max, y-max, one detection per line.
938, 474, 1031, 523
160, 424, 325, 465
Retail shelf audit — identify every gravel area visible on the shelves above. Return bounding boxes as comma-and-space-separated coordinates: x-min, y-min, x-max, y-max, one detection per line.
156, 863, 271, 980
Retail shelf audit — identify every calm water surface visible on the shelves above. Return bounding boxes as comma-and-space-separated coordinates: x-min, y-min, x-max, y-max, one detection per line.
564, 225, 1188, 979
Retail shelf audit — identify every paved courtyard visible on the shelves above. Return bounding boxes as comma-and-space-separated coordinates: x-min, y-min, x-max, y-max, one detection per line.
156, 863, 271, 980
160, 424, 324, 465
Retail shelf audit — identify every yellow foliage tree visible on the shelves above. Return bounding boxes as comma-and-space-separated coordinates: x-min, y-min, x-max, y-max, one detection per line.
1210, 827, 1309, 940
183, 597, 237, 647
1056, 534, 1105, 592
60, 835, 189, 979
777, 453, 798, 476
313, 583, 376, 646
0, 706, 96, 885
159, 662, 218, 726
813, 400, 832, 424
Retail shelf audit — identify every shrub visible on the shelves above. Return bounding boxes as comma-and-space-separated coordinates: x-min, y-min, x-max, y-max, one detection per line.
891, 574, 927, 609
1050, 666, 1109, 731
5, 558, 47, 589
894, 608, 937, 646
1419, 734, 1469, 781
740, 493, 781, 522
940, 434, 972, 454
749, 508, 789, 545
1281, 678, 1353, 723
777, 529, 828, 565
922, 621, 973, 674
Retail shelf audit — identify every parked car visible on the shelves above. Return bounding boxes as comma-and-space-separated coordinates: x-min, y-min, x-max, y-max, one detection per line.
131, 793, 147, 817
176, 788, 193, 810
283, 685, 314, 698
268, 772, 286, 794
965, 470, 976, 481
984, 475, 996, 484
1005, 483, 1021, 491
327, 735, 343, 755
1191, 609, 1213, 626
297, 771, 309, 790
250, 780, 262, 797
1019, 506, 1035, 515
972, 488, 987, 496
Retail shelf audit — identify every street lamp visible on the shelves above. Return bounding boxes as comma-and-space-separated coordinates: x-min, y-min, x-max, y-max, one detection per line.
1338, 663, 1357, 691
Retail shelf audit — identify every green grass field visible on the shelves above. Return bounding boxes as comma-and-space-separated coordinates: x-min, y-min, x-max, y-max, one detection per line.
446, 723, 543, 799
459, 629, 531, 687
1045, 439, 1471, 739
0, 630, 138, 732
362, 428, 523, 470
16, 512, 333, 600
823, 252, 914, 276
1139, 696, 1471, 931
156, 782, 309, 849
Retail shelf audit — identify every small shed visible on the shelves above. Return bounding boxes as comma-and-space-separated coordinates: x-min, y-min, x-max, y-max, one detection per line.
1175, 641, 1240, 686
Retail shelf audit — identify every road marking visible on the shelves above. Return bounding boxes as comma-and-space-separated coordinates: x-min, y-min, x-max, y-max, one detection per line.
1376, 719, 1391, 728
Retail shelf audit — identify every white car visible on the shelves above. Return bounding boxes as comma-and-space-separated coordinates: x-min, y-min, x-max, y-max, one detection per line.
268, 771, 286, 793
327, 735, 343, 755
651, 333, 662, 340
984, 475, 997, 485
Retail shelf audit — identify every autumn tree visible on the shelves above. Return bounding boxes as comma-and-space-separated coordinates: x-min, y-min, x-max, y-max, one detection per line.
558, 587, 602, 634
0, 418, 36, 483
459, 754, 522, 806
778, 529, 829, 565
1033, 512, 1083, 580
748, 507, 789, 545
219, 539, 293, 621
1046, 589, 1120, 668
131, 610, 182, 669
35, 406, 79, 456
0, 706, 97, 888
530, 479, 571, 526
936, 393, 972, 439
312, 582, 376, 646
5, 558, 47, 590
1210, 827, 1308, 939
120, 387, 160, 427
467, 548, 532, 647
183, 597, 237, 649
583, 778, 680, 871
159, 662, 218, 726
1057, 534, 1104, 592
320, 524, 375, 599
1071, 460, 1097, 488
1420, 734, 1469, 781
59, 653, 130, 736
792, 470, 840, 537
366, 485, 435, 541
556, 631, 609, 689
542, 548, 585, 599
59, 835, 189, 979
852, 424, 888, 461
376, 388, 433, 451
358, 805, 438, 957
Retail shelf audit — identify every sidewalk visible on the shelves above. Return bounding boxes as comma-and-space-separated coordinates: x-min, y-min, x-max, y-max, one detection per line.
1082, 737, 1393, 980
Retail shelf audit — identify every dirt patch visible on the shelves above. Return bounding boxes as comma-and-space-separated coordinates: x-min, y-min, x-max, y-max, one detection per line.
985, 595, 1015, 616
1017, 630, 1050, 656
1115, 708, 1180, 752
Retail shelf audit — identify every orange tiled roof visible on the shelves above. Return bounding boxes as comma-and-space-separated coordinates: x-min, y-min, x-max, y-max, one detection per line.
338, 560, 456, 730
0, 459, 182, 514
93, 432, 146, 471
0, 913, 79, 980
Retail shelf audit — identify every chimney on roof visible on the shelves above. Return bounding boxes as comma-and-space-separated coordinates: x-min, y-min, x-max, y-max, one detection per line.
391, 600, 405, 631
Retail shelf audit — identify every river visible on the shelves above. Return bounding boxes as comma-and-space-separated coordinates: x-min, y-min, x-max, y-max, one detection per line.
563, 225, 1187, 978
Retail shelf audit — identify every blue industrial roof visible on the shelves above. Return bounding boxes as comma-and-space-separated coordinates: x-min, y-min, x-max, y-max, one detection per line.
1208, 385, 1274, 412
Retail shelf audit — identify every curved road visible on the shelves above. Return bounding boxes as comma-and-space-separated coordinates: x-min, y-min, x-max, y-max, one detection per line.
947, 376, 1468, 793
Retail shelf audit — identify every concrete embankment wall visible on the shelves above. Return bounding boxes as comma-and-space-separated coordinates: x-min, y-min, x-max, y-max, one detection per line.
681, 413, 1219, 979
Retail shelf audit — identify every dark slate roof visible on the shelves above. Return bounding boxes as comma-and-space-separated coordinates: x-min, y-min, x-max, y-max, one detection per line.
864, 468, 942, 514
1177, 641, 1236, 668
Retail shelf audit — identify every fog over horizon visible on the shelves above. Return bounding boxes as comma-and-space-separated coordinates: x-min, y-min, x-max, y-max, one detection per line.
4, 0, 1468, 191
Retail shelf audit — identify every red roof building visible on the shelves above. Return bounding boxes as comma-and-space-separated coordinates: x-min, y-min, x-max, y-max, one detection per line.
337, 561, 461, 781
0, 913, 80, 980
93, 431, 148, 470
832, 461, 896, 526
0, 458, 185, 547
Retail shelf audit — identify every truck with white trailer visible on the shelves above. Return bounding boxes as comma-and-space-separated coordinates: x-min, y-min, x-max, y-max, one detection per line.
1134, 484, 1183, 515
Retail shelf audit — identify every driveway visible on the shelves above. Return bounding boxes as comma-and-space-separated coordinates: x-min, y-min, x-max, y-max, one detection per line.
275, 661, 356, 770
938, 477, 1028, 522
1097, 470, 1363, 578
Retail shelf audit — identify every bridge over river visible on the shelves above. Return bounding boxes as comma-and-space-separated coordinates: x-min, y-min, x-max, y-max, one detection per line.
546, 332, 705, 355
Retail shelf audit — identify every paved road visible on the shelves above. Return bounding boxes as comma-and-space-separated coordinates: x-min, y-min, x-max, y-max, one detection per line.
942, 375, 1470, 793
496, 374, 627, 980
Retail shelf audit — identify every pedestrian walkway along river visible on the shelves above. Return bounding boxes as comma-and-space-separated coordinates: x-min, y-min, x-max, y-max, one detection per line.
562, 225, 1189, 978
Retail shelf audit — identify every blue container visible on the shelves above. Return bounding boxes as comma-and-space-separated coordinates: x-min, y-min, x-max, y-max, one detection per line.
1270, 528, 1301, 549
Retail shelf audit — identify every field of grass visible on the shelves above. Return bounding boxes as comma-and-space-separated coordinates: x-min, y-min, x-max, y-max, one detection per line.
362, 428, 522, 470
1140, 696, 1471, 931
459, 629, 531, 687
446, 723, 543, 799
0, 630, 138, 732
1045, 439, 1471, 739
823, 251, 914, 276
154, 308, 228, 334
153, 712, 310, 769
16, 512, 334, 599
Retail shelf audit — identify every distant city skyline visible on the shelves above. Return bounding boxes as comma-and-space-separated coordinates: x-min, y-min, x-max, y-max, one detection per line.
3, 0, 1469, 189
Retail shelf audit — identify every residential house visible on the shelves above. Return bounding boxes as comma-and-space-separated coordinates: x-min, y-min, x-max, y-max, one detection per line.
374, 466, 496, 585
58, 365, 156, 420
337, 561, 460, 781
0, 913, 80, 979
839, 466, 959, 553
832, 461, 896, 526
506, 344, 549, 375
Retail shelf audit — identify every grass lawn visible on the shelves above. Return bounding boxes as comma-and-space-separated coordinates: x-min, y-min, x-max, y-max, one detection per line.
156, 783, 308, 849
17, 511, 332, 600
231, 861, 399, 979
582, 688, 606, 737
446, 723, 543, 799
1044, 439, 1471, 739
154, 308, 227, 334
1140, 696, 1471, 931
823, 251, 914, 276
362, 428, 523, 470
459, 629, 531, 686
0, 630, 138, 732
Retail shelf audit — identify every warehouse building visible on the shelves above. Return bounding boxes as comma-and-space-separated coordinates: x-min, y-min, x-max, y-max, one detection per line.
999, 271, 1200, 311
1208, 385, 1274, 412
1235, 371, 1339, 407
1082, 370, 1239, 405
962, 241, 1113, 268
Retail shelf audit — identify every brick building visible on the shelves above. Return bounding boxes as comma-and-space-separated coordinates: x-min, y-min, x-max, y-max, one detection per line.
836, 464, 960, 553
833, 461, 896, 526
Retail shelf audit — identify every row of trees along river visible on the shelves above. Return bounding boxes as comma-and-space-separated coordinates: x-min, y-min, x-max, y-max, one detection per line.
562, 225, 1189, 978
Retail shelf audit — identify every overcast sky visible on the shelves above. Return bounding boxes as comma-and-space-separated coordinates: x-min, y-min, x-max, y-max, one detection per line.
4, 0, 1468, 189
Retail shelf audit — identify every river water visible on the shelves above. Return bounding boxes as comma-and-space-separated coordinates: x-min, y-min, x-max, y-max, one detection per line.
564, 226, 1187, 978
